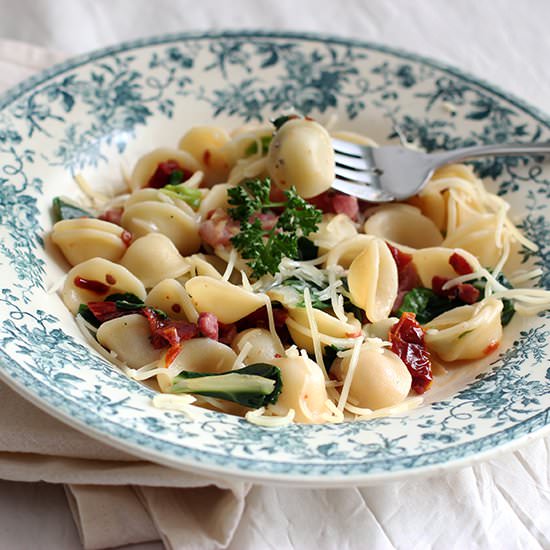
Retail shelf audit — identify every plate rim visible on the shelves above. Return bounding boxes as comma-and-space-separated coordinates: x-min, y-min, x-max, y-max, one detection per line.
0, 29, 549, 486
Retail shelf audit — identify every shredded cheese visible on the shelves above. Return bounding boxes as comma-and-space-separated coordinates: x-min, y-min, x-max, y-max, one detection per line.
303, 287, 327, 379
245, 407, 296, 427
151, 394, 198, 419
337, 336, 363, 412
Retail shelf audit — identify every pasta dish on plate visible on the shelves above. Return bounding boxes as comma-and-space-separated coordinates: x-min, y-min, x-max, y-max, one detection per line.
48, 115, 550, 426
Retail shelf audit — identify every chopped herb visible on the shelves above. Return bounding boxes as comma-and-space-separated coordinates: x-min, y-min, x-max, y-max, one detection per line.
282, 277, 328, 309
501, 299, 515, 326
228, 178, 322, 277
458, 329, 474, 339
171, 363, 283, 408
52, 197, 94, 222
245, 135, 272, 157
160, 183, 202, 209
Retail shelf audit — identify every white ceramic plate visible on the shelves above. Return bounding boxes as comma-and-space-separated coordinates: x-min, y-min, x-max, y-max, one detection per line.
0, 31, 549, 486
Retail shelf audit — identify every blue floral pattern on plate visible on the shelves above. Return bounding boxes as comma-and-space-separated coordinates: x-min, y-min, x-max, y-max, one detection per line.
0, 31, 549, 485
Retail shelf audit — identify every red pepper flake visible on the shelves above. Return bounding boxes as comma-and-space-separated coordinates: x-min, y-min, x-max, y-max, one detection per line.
171, 303, 181, 314
449, 252, 473, 275
389, 312, 432, 394
74, 277, 110, 294
121, 230, 132, 247
203, 149, 211, 166
483, 341, 500, 356
147, 160, 193, 189
105, 274, 116, 285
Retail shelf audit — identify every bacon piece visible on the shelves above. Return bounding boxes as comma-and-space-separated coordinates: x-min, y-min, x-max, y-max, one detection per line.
331, 193, 359, 220
198, 312, 219, 340
253, 211, 278, 231
99, 207, 123, 226
389, 312, 432, 394
307, 190, 359, 220
449, 252, 474, 275
147, 160, 193, 189
199, 208, 241, 248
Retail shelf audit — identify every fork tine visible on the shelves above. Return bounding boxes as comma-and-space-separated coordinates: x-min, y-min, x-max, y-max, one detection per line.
334, 152, 371, 171
333, 178, 393, 202
331, 138, 367, 158
334, 165, 378, 184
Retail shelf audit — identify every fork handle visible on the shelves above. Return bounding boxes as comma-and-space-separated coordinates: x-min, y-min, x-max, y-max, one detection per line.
430, 142, 550, 165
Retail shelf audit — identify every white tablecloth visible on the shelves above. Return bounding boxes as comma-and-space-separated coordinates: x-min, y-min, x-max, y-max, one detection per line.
0, 1, 549, 549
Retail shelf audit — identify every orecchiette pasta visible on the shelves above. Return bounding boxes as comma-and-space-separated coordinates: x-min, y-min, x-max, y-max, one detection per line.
347, 237, 398, 322
267, 355, 330, 424
424, 298, 503, 362
267, 119, 334, 198
185, 276, 265, 323
62, 258, 146, 314
51, 218, 129, 266
120, 233, 190, 288
50, 115, 550, 426
130, 148, 202, 191
96, 314, 162, 368
363, 204, 443, 249
121, 200, 201, 255
333, 345, 412, 410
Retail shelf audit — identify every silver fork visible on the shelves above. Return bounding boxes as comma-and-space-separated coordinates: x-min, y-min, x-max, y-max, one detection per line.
332, 139, 550, 202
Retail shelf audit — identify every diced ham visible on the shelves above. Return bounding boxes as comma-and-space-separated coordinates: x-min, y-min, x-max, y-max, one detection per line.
99, 207, 123, 226
331, 193, 359, 220
307, 191, 359, 220
199, 208, 241, 248
198, 312, 219, 340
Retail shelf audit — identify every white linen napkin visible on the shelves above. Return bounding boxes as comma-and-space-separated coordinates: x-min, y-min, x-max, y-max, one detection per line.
0, 38, 549, 550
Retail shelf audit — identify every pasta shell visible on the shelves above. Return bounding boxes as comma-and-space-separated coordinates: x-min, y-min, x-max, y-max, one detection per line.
310, 214, 358, 255
120, 233, 190, 288
178, 126, 232, 186
442, 214, 506, 269
130, 148, 201, 191
62, 258, 146, 314
51, 218, 129, 266
145, 279, 197, 322
157, 338, 236, 392
267, 119, 334, 199
347, 238, 398, 322
121, 200, 201, 255
363, 204, 443, 249
424, 298, 503, 361
324, 234, 375, 268
333, 347, 412, 410
268, 355, 329, 424
96, 314, 161, 368
286, 307, 361, 354
198, 183, 234, 218
184, 276, 265, 324
232, 328, 280, 364
412, 247, 481, 288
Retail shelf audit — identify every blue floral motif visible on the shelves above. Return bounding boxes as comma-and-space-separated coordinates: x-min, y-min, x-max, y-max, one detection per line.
0, 32, 549, 483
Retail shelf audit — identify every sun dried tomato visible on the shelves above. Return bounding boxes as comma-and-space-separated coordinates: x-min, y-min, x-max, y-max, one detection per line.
449, 252, 474, 275
147, 160, 193, 189
387, 243, 421, 311
389, 312, 432, 394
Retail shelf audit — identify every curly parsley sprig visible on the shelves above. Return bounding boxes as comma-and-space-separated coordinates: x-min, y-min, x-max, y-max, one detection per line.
227, 178, 322, 277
